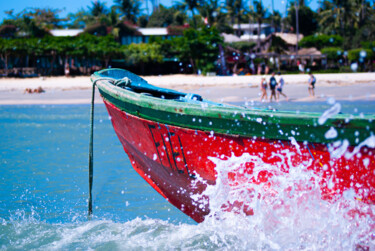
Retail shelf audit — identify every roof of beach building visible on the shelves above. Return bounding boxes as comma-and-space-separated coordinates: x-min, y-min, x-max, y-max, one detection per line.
137, 27, 168, 36
49, 29, 83, 37
295, 47, 322, 55
221, 33, 243, 43
222, 32, 267, 43
275, 32, 304, 45
232, 23, 271, 30
49, 27, 170, 37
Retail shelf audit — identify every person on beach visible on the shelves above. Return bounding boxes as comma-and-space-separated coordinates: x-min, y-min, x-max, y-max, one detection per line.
276, 72, 288, 101
24, 88, 33, 94
64, 62, 70, 77
260, 75, 268, 102
24, 86, 45, 94
308, 72, 316, 97
269, 72, 277, 102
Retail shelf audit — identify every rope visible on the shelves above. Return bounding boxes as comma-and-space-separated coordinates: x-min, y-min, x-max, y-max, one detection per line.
87, 76, 132, 216
88, 80, 95, 216
114, 77, 131, 86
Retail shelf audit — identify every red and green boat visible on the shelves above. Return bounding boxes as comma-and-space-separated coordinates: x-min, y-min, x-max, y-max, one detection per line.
91, 68, 375, 223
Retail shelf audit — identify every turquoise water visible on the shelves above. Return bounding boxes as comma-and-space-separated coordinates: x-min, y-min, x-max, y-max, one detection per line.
0, 103, 374, 250
0, 105, 195, 249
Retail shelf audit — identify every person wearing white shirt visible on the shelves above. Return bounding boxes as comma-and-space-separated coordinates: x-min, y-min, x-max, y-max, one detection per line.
276, 72, 288, 101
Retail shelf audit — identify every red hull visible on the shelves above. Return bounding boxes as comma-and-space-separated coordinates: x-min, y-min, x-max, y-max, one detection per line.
104, 100, 375, 223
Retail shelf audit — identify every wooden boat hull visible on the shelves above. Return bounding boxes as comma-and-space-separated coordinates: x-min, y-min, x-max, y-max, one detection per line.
103, 99, 375, 223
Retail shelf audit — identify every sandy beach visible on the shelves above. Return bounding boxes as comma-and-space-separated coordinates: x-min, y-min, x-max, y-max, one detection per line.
0, 72, 374, 105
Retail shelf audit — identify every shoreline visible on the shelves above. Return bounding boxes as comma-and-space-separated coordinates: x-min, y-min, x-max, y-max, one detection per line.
0, 72, 374, 105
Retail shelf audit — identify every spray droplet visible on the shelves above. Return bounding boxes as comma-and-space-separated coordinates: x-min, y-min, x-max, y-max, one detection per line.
325, 127, 338, 139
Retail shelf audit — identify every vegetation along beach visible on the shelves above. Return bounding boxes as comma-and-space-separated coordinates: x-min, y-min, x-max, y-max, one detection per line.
1, 0, 375, 250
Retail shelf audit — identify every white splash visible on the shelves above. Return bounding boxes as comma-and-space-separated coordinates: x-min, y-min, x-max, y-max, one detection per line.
318, 103, 341, 125
345, 135, 375, 159
325, 127, 338, 139
329, 140, 350, 159
190, 152, 374, 250
289, 136, 302, 155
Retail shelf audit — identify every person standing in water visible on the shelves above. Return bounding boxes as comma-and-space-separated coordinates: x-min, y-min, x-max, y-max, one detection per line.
269, 72, 277, 102
276, 72, 288, 101
259, 75, 268, 102
308, 72, 316, 97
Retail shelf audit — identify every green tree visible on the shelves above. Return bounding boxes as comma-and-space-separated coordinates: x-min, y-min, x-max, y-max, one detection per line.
321, 47, 345, 68
268, 35, 288, 53
226, 0, 246, 31
251, 0, 267, 52
0, 38, 12, 74
67, 9, 93, 28
287, 3, 318, 36
123, 43, 163, 73
124, 43, 163, 64
173, 27, 223, 74
67, 2, 113, 28
175, 0, 199, 28
3, 8, 64, 29
115, 0, 141, 24
321, 47, 343, 60
318, 0, 359, 45
348, 48, 374, 61
2, 9, 52, 37
299, 35, 343, 50
351, 2, 375, 47
147, 5, 175, 27
228, 41, 256, 53
89, 1, 108, 17
271, 10, 282, 32
0, 25, 17, 38
91, 35, 121, 67
197, 0, 230, 32
137, 15, 149, 27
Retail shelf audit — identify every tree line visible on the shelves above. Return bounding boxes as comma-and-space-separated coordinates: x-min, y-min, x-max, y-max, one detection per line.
0, 0, 374, 76
0, 28, 223, 76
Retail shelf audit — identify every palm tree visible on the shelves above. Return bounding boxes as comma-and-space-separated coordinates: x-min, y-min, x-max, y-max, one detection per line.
234, 0, 245, 35
197, 0, 223, 26
2, 8, 60, 37
115, 0, 142, 24
225, 0, 236, 26
226, 0, 244, 31
184, 0, 199, 28
318, 0, 358, 37
272, 10, 282, 32
68, 2, 109, 28
252, 0, 267, 52
67, 9, 93, 28
89, 1, 108, 17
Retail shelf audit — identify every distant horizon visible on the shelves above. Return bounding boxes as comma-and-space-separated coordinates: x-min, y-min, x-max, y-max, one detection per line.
0, 0, 319, 24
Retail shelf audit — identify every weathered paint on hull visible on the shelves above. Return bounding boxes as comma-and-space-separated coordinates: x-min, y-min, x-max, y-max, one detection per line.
104, 100, 375, 223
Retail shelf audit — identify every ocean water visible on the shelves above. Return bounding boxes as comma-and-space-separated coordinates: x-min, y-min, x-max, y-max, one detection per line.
0, 102, 374, 250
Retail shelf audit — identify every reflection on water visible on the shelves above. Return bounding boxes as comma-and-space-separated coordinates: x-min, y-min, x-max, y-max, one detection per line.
0, 103, 374, 250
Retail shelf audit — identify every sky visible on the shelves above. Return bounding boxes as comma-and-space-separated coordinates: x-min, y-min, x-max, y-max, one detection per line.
0, 0, 320, 23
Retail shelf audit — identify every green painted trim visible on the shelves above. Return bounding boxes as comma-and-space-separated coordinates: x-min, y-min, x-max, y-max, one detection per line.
92, 72, 375, 146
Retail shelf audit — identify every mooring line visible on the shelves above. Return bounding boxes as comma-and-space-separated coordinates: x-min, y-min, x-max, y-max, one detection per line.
88, 80, 95, 216
88, 77, 117, 217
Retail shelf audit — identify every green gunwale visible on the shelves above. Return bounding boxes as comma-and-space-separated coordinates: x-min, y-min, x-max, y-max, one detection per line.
92, 69, 375, 146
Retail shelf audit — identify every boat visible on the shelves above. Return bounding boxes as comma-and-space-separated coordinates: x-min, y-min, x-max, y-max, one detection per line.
90, 68, 375, 223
